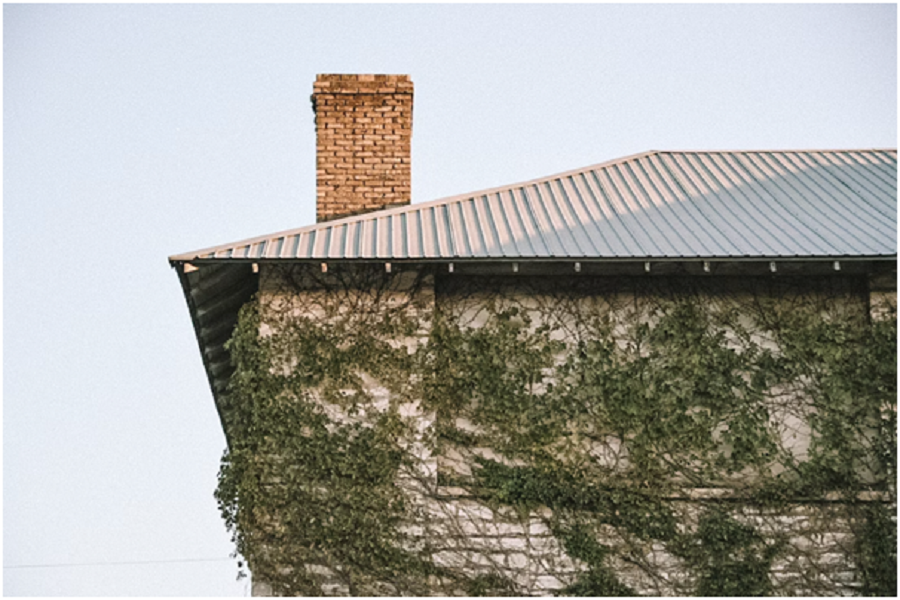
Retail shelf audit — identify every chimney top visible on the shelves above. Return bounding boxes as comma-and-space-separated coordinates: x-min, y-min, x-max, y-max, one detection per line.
313, 73, 413, 90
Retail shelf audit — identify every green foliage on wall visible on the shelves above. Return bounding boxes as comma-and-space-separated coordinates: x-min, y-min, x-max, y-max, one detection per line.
216, 293, 442, 595
856, 504, 897, 596
215, 269, 896, 596
686, 509, 781, 596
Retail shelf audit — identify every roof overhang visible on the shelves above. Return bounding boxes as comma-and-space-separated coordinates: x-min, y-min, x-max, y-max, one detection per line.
172, 255, 896, 443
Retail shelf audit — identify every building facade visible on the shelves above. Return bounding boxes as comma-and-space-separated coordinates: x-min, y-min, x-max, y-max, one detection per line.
171, 75, 897, 596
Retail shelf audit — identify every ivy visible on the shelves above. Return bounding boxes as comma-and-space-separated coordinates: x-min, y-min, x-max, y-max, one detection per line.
856, 504, 897, 596
473, 457, 678, 542
686, 509, 781, 597
556, 522, 636, 596
216, 292, 439, 595
465, 572, 518, 596
215, 268, 896, 595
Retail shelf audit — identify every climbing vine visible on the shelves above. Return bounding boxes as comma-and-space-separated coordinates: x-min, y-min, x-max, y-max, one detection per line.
216, 265, 896, 596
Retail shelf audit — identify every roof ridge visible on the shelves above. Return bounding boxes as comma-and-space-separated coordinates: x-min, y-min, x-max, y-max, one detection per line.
656, 147, 896, 155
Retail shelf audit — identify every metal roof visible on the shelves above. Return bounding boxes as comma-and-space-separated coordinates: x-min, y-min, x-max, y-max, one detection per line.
170, 150, 897, 264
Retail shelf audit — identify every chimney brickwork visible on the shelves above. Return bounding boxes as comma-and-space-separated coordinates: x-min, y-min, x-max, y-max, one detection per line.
313, 74, 413, 222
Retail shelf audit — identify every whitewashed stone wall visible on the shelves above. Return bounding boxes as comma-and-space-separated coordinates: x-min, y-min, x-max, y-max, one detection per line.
250, 266, 894, 596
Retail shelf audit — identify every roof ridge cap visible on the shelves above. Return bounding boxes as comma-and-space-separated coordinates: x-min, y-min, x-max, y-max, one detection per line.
656, 147, 897, 154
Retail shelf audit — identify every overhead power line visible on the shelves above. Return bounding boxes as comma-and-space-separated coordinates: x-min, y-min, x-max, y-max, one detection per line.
4, 557, 235, 570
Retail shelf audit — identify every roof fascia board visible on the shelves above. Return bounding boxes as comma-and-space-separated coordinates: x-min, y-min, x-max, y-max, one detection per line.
172, 255, 897, 267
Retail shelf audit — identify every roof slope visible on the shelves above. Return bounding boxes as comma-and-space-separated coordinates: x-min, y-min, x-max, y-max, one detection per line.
171, 149, 897, 264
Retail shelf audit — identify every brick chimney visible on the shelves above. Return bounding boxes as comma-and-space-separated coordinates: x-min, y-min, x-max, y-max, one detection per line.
312, 74, 413, 222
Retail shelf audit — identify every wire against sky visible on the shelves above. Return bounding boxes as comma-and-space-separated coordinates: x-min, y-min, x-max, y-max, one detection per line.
4, 557, 236, 570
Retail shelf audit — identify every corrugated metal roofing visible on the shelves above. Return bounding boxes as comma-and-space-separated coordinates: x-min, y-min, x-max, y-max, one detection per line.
170, 150, 897, 264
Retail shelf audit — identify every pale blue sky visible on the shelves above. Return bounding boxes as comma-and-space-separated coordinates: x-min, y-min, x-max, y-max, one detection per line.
3, 3, 896, 596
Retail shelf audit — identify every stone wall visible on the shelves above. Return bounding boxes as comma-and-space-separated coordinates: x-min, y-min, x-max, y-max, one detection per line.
248, 265, 895, 596
412, 488, 889, 596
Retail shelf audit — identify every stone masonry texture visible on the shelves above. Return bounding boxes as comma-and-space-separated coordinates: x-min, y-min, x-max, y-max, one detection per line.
248, 265, 897, 596
313, 74, 413, 222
